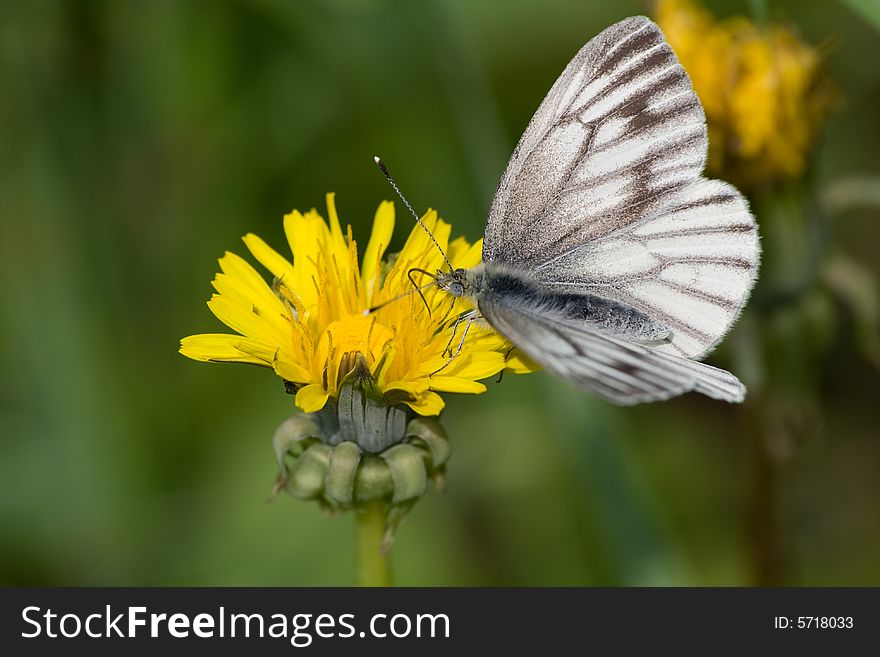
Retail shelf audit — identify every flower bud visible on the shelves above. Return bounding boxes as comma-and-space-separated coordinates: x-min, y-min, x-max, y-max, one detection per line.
332, 352, 408, 453
271, 352, 451, 542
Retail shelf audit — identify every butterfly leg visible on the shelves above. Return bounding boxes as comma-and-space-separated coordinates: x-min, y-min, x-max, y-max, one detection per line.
445, 295, 457, 321
495, 345, 516, 383
433, 310, 481, 376
442, 309, 479, 357
433, 294, 459, 330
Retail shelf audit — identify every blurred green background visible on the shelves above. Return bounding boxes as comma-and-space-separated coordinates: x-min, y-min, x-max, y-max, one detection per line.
2, 0, 879, 586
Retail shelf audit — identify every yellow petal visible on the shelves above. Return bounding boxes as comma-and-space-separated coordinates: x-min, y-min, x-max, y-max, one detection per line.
295, 384, 330, 412
383, 378, 430, 398
450, 238, 483, 269
211, 272, 289, 337
416, 342, 505, 377
506, 350, 542, 373
421, 216, 452, 271
325, 192, 345, 246
397, 209, 441, 268
218, 251, 274, 298
315, 194, 360, 314
405, 390, 445, 416
235, 339, 280, 364
283, 209, 327, 309
179, 334, 270, 365
242, 233, 297, 285
428, 377, 487, 394
448, 351, 506, 380
273, 351, 312, 384
446, 235, 470, 263
207, 295, 286, 345
361, 201, 395, 303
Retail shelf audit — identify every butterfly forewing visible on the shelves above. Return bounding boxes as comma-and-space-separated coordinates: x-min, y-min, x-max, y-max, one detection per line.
484, 16, 708, 268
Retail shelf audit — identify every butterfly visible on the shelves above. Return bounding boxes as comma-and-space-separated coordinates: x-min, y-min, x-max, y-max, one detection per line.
382, 16, 760, 405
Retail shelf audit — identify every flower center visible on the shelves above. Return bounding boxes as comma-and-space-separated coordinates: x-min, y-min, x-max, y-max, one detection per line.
317, 314, 393, 391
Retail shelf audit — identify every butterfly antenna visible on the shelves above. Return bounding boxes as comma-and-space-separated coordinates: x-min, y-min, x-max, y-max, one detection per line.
364, 277, 439, 315
407, 268, 436, 317
373, 156, 453, 272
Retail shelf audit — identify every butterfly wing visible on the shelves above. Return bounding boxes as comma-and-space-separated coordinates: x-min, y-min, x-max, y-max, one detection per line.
533, 178, 758, 358
484, 15, 708, 268
483, 16, 759, 360
480, 299, 746, 405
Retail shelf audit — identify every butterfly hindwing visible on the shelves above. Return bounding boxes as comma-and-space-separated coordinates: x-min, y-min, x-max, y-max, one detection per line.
533, 178, 759, 358
479, 298, 746, 405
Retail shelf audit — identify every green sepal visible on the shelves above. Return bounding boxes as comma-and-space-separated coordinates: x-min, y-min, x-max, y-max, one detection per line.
381, 443, 428, 504
405, 416, 451, 469
273, 415, 321, 471
324, 441, 361, 506
285, 443, 331, 500
353, 455, 394, 503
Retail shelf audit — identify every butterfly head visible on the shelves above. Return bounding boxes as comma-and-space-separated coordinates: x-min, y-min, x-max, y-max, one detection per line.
436, 267, 480, 299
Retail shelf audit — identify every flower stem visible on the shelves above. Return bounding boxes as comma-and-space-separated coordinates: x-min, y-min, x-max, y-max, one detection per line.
356, 501, 392, 587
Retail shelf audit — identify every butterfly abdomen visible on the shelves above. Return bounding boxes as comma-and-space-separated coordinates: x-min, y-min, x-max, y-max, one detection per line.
477, 264, 670, 344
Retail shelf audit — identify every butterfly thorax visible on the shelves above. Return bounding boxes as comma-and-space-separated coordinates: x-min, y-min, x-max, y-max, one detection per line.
456, 262, 671, 344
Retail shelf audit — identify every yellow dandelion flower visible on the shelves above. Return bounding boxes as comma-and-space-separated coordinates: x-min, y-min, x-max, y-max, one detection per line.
655, 0, 834, 188
180, 193, 533, 418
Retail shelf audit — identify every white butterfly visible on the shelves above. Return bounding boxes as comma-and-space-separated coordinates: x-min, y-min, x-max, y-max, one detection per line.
386, 16, 760, 405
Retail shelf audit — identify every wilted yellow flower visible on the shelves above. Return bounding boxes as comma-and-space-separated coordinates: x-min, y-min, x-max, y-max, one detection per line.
655, 0, 833, 188
180, 194, 532, 417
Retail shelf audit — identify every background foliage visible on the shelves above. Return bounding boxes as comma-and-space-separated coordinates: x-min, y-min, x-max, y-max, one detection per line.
2, 0, 878, 585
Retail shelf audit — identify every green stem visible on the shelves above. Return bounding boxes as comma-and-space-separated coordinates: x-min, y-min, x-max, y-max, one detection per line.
748, 402, 783, 586
356, 501, 392, 587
